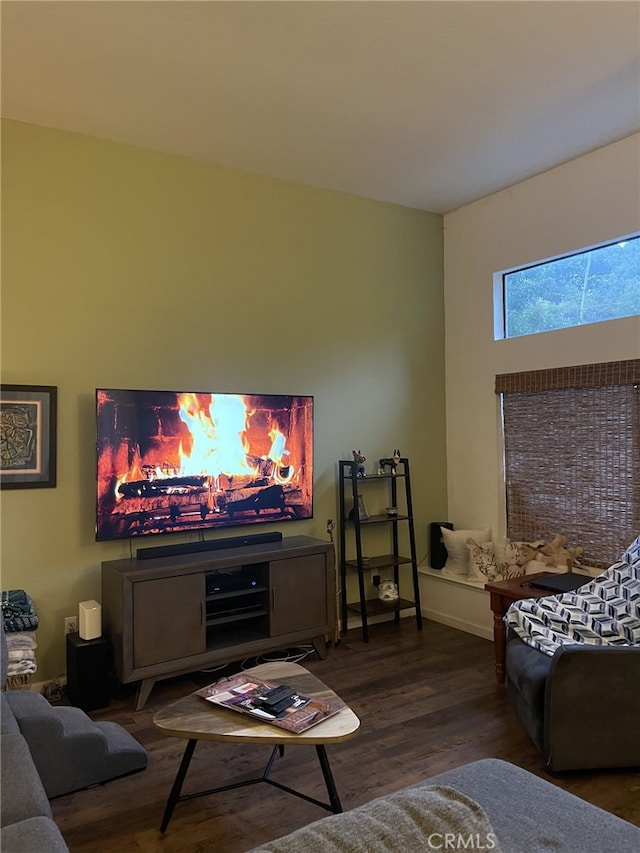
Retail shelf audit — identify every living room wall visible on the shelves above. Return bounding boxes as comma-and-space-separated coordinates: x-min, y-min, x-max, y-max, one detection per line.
444, 133, 640, 546
0, 119, 447, 682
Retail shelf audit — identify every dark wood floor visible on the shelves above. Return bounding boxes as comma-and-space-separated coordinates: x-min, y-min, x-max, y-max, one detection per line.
51, 620, 640, 852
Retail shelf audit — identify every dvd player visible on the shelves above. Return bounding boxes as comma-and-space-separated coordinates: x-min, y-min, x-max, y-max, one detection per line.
206, 566, 262, 596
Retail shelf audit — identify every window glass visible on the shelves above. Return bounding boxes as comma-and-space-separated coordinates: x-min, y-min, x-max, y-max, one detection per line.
501, 235, 640, 339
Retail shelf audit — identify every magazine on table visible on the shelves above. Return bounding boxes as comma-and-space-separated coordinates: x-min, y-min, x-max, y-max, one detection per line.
196, 674, 342, 734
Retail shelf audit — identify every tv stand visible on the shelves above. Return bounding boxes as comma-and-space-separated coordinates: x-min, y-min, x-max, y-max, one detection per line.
102, 535, 335, 709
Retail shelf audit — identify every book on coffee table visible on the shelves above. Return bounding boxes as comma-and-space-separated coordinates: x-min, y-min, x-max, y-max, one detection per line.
196, 674, 342, 734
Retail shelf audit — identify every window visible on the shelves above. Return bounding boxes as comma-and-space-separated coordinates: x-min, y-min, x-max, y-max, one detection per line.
497, 235, 640, 339
496, 360, 639, 569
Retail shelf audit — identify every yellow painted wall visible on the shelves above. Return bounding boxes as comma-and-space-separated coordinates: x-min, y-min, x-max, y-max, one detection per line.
0, 120, 447, 682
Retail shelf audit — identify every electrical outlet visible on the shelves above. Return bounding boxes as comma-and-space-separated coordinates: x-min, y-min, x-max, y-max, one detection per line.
64, 616, 77, 635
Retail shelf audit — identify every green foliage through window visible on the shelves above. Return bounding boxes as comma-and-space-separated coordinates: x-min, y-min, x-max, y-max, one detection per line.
501, 235, 640, 338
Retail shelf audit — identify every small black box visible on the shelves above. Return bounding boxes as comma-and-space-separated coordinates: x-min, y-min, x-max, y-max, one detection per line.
66, 632, 111, 711
430, 522, 453, 570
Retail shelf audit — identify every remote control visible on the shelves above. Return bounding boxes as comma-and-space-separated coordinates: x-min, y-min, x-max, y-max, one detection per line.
257, 685, 294, 707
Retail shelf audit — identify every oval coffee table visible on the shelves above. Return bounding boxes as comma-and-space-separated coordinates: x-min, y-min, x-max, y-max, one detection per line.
153, 661, 361, 832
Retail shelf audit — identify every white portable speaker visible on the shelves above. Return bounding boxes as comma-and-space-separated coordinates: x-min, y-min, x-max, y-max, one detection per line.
79, 600, 102, 641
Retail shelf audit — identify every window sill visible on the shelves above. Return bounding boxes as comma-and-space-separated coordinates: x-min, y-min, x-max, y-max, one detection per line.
418, 564, 600, 590
418, 565, 490, 591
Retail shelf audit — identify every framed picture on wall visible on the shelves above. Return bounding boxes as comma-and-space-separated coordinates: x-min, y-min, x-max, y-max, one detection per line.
0, 385, 57, 489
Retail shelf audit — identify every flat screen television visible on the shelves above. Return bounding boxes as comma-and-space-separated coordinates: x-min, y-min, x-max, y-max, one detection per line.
96, 389, 313, 542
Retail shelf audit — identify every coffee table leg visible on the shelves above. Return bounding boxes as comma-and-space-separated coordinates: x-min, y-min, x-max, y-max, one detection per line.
315, 745, 342, 813
261, 745, 281, 779
160, 738, 197, 833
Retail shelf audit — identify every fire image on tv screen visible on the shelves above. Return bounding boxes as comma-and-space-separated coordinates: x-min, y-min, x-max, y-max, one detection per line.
96, 389, 313, 541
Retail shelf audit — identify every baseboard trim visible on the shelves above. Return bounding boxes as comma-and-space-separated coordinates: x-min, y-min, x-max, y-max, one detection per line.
421, 606, 493, 641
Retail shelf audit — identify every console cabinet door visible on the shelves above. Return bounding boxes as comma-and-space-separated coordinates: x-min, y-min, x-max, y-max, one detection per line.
269, 555, 327, 637
133, 573, 205, 668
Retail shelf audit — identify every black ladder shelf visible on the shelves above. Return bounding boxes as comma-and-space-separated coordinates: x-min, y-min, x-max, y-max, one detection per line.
338, 457, 422, 642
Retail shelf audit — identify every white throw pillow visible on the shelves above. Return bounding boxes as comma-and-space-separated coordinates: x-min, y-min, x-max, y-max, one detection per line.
466, 539, 499, 584
440, 527, 492, 575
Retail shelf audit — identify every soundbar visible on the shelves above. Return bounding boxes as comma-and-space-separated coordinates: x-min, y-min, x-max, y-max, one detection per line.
136, 531, 283, 560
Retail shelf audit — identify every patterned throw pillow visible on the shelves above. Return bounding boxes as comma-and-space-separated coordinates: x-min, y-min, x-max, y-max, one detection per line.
493, 539, 542, 579
466, 538, 499, 583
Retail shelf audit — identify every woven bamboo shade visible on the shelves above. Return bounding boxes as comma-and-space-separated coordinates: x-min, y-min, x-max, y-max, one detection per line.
496, 359, 639, 569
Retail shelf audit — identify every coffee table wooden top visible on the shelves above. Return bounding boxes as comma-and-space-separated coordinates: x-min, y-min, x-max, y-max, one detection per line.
153, 661, 361, 746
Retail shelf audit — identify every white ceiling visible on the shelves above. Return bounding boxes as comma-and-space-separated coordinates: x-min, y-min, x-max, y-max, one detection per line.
2, 1, 639, 213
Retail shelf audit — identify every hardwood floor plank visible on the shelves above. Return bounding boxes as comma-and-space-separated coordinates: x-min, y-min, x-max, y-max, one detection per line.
50, 619, 640, 851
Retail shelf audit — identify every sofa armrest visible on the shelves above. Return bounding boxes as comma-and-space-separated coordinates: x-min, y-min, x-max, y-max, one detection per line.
544, 644, 640, 771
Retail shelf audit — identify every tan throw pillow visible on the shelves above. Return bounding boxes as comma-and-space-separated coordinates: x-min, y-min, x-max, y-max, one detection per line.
440, 526, 492, 575
466, 538, 499, 583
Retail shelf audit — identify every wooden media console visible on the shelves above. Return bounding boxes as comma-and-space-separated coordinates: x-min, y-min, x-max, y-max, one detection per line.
102, 535, 335, 709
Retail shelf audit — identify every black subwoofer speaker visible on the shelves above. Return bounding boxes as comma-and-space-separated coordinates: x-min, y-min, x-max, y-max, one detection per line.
430, 522, 453, 570
66, 632, 111, 711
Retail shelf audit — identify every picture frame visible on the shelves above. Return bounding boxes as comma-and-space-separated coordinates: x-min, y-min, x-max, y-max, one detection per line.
0, 385, 57, 489
356, 494, 369, 521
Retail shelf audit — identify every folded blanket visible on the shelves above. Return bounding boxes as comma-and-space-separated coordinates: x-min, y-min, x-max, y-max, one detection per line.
8, 649, 36, 662
249, 785, 501, 853
506, 536, 640, 657
5, 632, 37, 650
7, 659, 37, 675
1, 589, 39, 632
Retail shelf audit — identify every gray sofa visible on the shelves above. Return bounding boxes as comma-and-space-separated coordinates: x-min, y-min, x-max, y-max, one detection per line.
1, 634, 69, 850
1, 726, 69, 852
249, 758, 640, 853
1, 619, 147, 851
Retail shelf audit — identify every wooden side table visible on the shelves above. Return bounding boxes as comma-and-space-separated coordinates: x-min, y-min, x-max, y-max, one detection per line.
485, 572, 554, 683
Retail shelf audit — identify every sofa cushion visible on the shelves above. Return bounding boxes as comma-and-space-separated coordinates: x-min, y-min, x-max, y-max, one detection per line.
422, 759, 640, 853
249, 784, 499, 853
0, 732, 52, 827
1, 817, 68, 853
1, 691, 20, 734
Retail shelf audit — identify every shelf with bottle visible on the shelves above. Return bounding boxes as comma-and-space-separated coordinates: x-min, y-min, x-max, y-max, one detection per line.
344, 553, 412, 570
348, 513, 411, 525
345, 595, 417, 620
